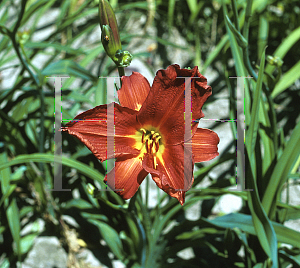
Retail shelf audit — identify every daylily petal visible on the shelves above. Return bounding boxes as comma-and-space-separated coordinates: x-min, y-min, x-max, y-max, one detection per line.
61, 103, 140, 162
142, 143, 194, 205
104, 155, 148, 199
190, 128, 220, 162
118, 72, 151, 111
137, 64, 212, 145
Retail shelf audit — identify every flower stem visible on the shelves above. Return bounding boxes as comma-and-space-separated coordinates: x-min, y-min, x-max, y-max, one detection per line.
117, 67, 125, 76
117, 66, 125, 87
242, 0, 258, 80
231, 0, 240, 32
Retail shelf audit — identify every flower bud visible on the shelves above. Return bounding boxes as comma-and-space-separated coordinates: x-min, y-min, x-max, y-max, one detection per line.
267, 55, 283, 67
17, 29, 30, 45
99, 0, 125, 66
87, 183, 95, 195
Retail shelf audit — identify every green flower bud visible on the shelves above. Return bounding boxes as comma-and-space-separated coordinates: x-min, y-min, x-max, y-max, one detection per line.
267, 55, 283, 67
99, 0, 126, 67
87, 183, 95, 195
17, 29, 30, 45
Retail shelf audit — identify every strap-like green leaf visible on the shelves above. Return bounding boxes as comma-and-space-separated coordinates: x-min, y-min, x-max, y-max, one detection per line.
0, 153, 105, 186
262, 120, 300, 217
206, 213, 300, 248
42, 60, 97, 82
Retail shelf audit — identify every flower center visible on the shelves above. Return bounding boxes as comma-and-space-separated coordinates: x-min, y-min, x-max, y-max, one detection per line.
140, 128, 161, 169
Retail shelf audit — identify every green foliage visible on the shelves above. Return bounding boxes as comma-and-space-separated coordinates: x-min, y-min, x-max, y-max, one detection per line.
0, 0, 300, 267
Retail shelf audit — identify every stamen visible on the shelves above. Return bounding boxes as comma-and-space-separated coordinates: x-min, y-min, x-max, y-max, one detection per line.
142, 132, 145, 143
153, 155, 157, 169
151, 142, 156, 154
155, 141, 159, 152
139, 129, 162, 161
149, 140, 154, 153
146, 139, 152, 153
146, 139, 149, 153
140, 128, 146, 143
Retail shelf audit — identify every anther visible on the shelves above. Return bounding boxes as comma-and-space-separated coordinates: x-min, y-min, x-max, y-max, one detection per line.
152, 133, 159, 140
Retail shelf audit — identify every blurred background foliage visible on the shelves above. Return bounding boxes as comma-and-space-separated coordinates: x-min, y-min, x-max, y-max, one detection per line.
0, 0, 300, 267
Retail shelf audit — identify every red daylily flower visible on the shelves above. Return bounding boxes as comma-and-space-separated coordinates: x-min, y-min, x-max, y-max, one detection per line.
61, 65, 219, 205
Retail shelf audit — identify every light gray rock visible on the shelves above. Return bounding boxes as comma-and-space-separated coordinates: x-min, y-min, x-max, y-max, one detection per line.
23, 237, 68, 268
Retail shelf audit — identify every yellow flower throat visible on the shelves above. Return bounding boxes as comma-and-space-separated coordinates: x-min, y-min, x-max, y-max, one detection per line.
139, 128, 162, 169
